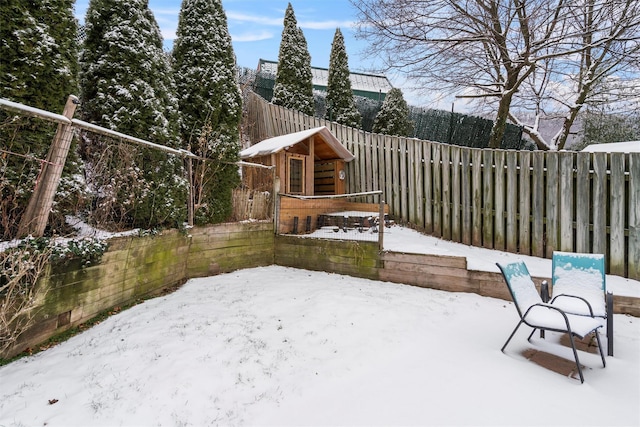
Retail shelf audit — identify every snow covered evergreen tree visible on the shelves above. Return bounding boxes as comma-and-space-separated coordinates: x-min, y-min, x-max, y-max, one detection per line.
0, 0, 78, 110
271, 3, 314, 116
172, 0, 242, 225
325, 28, 361, 128
79, 0, 186, 229
372, 88, 413, 137
0, 0, 80, 239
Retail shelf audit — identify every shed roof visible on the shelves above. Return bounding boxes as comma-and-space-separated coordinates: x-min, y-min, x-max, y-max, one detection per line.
240, 126, 355, 161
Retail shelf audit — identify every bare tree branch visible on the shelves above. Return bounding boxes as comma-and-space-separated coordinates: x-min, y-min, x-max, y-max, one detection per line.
352, 0, 640, 150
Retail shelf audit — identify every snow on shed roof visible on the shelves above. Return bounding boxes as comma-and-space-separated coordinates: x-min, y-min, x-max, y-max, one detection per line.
581, 141, 640, 153
240, 126, 355, 161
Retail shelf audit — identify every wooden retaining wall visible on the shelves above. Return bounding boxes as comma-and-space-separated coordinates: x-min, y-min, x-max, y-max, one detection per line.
274, 236, 381, 280
6, 222, 274, 358
6, 228, 638, 359
273, 236, 640, 317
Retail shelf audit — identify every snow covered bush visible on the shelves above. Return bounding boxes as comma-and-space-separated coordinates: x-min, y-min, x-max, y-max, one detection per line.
0, 238, 51, 355
372, 88, 414, 137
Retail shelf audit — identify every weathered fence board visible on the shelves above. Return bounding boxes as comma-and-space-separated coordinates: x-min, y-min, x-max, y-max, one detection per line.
531, 152, 545, 257
610, 153, 626, 276
399, 138, 408, 222
559, 152, 574, 251
519, 151, 531, 255
423, 141, 433, 234
506, 151, 518, 253
546, 154, 559, 258
592, 153, 607, 255
441, 144, 452, 240
471, 149, 483, 247
414, 140, 425, 229
407, 140, 417, 224
371, 131, 380, 197
482, 150, 493, 248
391, 137, 401, 217
460, 148, 472, 245
575, 152, 590, 252
630, 154, 640, 279
451, 146, 461, 242
493, 150, 506, 251
432, 143, 443, 237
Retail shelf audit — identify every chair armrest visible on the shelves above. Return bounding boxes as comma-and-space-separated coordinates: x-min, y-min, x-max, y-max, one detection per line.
550, 293, 595, 317
522, 302, 573, 332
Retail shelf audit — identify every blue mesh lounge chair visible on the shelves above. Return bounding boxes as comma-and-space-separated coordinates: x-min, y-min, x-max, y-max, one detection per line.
550, 251, 613, 356
496, 261, 606, 383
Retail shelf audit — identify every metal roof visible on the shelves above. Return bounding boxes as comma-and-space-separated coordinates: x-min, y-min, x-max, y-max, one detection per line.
257, 59, 393, 95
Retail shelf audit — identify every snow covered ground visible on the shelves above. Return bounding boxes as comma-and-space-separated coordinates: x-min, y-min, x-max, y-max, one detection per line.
0, 226, 639, 426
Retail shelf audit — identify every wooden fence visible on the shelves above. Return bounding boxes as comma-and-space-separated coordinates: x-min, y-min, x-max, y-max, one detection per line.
245, 92, 640, 280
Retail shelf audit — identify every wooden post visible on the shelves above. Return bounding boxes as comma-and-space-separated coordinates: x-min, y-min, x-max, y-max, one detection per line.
378, 197, 385, 251
18, 95, 79, 237
186, 156, 194, 227
273, 174, 280, 234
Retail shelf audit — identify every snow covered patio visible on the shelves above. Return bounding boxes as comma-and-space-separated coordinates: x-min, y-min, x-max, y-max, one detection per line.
0, 265, 638, 426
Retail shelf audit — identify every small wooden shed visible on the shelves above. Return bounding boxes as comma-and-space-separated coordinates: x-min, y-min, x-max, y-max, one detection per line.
240, 126, 354, 196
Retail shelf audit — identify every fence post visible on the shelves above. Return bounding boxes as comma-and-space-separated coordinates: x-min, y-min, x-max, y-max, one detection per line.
18, 95, 79, 238
273, 175, 281, 234
378, 197, 385, 251
186, 156, 194, 227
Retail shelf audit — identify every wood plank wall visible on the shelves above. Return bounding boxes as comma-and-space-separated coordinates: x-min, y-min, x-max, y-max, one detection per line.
246, 92, 640, 280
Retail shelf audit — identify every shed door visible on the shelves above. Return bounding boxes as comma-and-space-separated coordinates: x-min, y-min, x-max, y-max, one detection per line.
286, 153, 305, 194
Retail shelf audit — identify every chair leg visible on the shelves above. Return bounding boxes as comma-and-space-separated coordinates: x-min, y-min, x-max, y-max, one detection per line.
567, 333, 585, 383
540, 281, 549, 339
594, 331, 606, 368
527, 328, 537, 342
606, 292, 614, 356
502, 321, 524, 352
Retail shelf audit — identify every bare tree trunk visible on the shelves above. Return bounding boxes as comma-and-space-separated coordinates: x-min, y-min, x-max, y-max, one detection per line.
489, 93, 514, 148
553, 92, 587, 150
18, 95, 79, 237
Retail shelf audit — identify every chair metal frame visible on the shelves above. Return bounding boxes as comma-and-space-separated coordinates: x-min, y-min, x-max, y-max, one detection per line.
497, 261, 606, 383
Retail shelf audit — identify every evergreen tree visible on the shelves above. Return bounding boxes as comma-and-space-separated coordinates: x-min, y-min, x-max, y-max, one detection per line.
271, 3, 314, 116
372, 88, 413, 137
0, 0, 78, 109
581, 109, 640, 149
172, 0, 242, 225
79, 0, 185, 229
325, 28, 361, 128
0, 0, 80, 239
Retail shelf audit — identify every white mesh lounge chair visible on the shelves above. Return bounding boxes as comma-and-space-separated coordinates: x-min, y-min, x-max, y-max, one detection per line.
550, 251, 614, 356
497, 261, 606, 383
